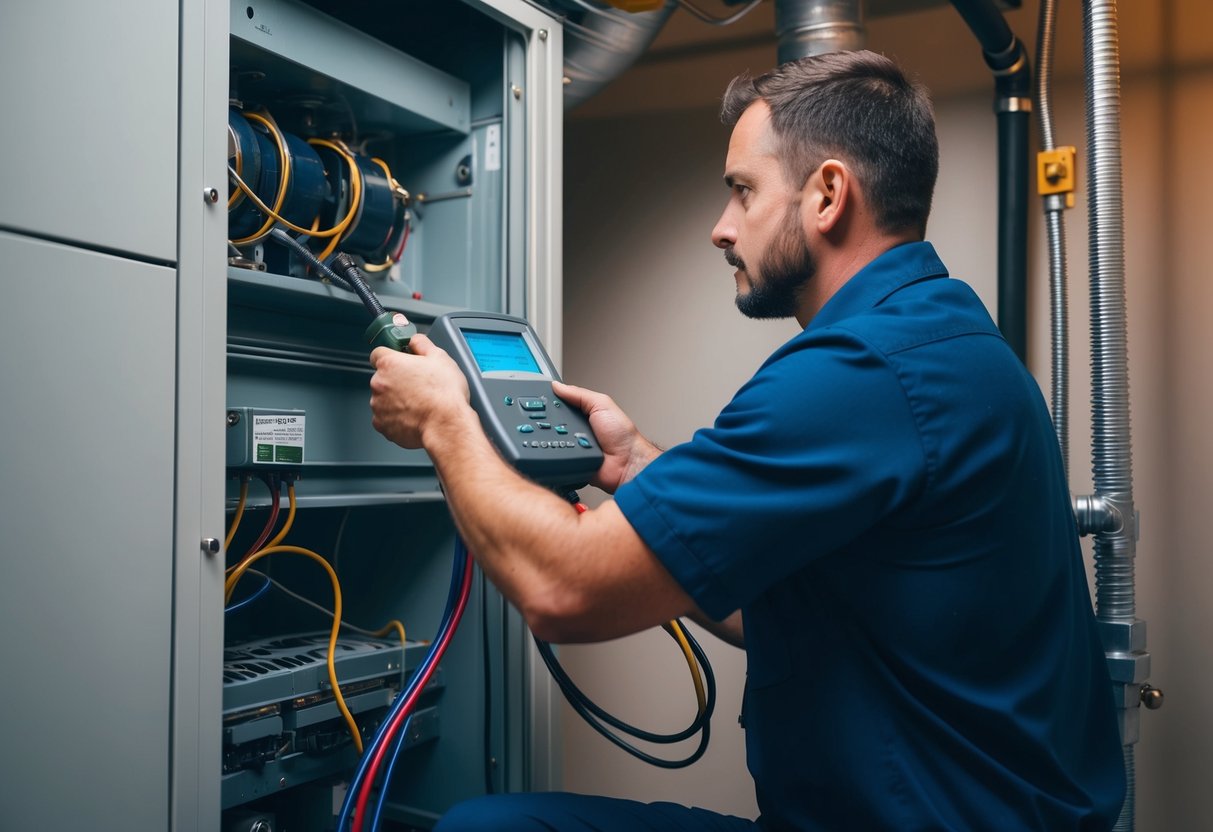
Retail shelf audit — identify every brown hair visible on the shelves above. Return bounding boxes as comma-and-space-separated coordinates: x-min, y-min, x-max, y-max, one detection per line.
721, 50, 939, 238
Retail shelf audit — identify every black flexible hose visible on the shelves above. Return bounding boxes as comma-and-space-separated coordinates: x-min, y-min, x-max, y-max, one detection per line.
266, 228, 354, 292
534, 621, 716, 768
997, 109, 1031, 361
332, 252, 388, 319
950, 0, 1032, 362
949, 0, 1017, 62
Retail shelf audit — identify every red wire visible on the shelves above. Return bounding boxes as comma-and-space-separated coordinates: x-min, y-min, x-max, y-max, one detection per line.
351, 551, 475, 832
391, 220, 411, 262
242, 477, 281, 559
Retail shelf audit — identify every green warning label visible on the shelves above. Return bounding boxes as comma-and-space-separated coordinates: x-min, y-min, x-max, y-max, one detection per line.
275, 445, 303, 463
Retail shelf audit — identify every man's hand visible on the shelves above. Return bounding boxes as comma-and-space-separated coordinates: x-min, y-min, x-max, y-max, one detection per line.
553, 381, 661, 494
369, 335, 472, 449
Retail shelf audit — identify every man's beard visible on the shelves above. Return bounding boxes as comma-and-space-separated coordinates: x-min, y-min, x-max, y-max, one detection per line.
727, 207, 815, 320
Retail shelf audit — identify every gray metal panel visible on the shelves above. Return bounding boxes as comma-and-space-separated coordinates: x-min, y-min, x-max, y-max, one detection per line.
173, 1, 231, 828
0, 1, 179, 262
0, 231, 176, 830
230, 0, 470, 136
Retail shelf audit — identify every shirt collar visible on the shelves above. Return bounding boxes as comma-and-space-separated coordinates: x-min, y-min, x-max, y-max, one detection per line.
805, 241, 949, 333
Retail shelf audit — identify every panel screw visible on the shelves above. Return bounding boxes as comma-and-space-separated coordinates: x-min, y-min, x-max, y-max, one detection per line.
1140, 684, 1165, 710
201, 538, 221, 556
227, 410, 241, 426
204, 187, 220, 204
512, 84, 523, 100
538, 29, 548, 41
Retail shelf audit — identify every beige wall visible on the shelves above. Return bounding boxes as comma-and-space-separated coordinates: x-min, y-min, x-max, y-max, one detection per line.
557, 3, 1212, 828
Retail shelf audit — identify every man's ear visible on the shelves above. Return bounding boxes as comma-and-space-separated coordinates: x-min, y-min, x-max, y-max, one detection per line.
805, 159, 850, 236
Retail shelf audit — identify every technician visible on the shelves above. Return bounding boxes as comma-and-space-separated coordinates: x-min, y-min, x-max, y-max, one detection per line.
369, 50, 1126, 830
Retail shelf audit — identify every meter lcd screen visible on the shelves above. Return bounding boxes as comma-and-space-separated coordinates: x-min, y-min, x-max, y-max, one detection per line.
464, 330, 545, 375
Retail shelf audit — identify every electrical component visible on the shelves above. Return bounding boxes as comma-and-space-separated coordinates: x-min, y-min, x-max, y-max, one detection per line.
226, 108, 410, 277
1038, 145, 1077, 207
428, 312, 603, 487
226, 408, 306, 468
221, 632, 441, 810
227, 109, 327, 244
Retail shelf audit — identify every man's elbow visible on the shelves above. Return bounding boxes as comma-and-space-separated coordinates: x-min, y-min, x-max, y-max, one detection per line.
520, 586, 602, 644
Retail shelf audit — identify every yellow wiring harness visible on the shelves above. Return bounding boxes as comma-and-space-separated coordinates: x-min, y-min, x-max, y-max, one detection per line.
308, 138, 364, 261
226, 132, 362, 243
224, 478, 249, 552
666, 619, 707, 717
361, 156, 409, 273
230, 112, 292, 246
222, 483, 408, 755
226, 114, 410, 278
226, 545, 364, 752
226, 481, 297, 576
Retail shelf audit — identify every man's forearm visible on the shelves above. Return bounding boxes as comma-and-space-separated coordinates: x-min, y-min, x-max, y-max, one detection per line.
419, 402, 695, 644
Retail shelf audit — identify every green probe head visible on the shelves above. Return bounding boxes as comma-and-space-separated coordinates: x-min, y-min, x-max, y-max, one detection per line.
366, 311, 417, 352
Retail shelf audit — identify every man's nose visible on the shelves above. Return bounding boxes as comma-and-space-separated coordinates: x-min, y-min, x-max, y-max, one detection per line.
711, 206, 736, 250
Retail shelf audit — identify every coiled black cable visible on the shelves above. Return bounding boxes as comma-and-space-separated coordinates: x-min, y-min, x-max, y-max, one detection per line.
534, 621, 716, 769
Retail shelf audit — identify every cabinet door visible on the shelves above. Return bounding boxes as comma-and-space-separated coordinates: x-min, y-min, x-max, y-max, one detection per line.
0, 1, 179, 262
0, 231, 176, 831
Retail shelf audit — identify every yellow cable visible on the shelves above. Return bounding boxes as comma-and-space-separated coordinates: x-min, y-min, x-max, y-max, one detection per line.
362, 156, 406, 273
231, 112, 292, 246
227, 124, 243, 211
246, 568, 407, 650
309, 138, 363, 262
227, 165, 354, 240
224, 479, 249, 552
373, 620, 408, 649
225, 545, 364, 753
666, 619, 707, 716
263, 482, 296, 550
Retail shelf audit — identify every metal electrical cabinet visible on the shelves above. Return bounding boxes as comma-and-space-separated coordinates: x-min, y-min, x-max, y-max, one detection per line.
0, 0, 564, 829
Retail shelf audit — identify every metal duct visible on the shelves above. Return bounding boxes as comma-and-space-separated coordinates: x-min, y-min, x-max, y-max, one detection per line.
543, 1, 873, 110
774, 0, 865, 63
543, 0, 679, 110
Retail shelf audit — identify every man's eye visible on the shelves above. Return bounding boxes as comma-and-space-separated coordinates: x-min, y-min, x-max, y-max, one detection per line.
735, 185, 751, 199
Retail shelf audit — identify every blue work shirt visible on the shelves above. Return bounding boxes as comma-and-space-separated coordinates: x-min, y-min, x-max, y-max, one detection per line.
614, 242, 1126, 830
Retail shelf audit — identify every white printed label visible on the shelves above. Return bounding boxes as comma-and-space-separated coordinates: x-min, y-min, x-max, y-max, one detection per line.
253, 414, 305, 464
484, 124, 501, 172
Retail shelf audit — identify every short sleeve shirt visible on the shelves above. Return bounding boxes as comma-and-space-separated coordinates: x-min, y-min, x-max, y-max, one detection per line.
614, 242, 1126, 830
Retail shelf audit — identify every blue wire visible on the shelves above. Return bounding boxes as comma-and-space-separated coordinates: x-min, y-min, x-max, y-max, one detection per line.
224, 575, 272, 614
369, 715, 413, 832
335, 537, 468, 831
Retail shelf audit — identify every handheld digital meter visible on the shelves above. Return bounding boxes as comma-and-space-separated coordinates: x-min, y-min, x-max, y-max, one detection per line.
428, 312, 603, 488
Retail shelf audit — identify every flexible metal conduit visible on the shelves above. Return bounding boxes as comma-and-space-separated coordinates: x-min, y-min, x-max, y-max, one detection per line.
547, 0, 679, 110
1035, 0, 1070, 474
948, 0, 1031, 362
774, 0, 865, 64
1082, 1, 1147, 828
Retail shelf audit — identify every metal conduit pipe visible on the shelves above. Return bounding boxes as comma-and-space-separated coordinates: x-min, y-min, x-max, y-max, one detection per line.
1035, 0, 1071, 474
773, 0, 865, 64
1080, 1, 1155, 828
948, 0, 1031, 362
